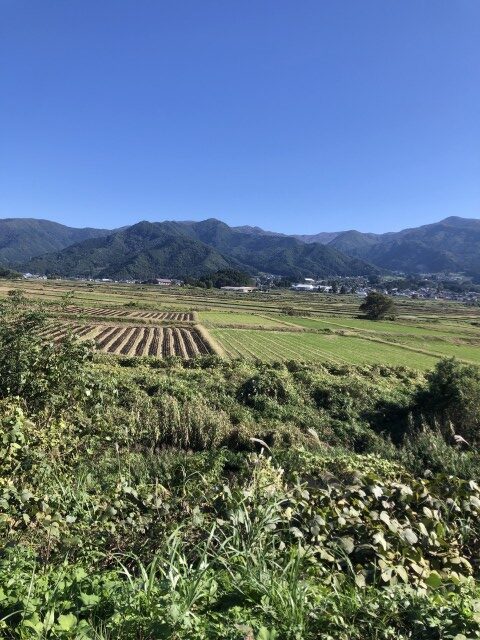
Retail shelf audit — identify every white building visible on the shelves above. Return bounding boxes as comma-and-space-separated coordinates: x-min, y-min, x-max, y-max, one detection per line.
220, 286, 256, 293
291, 283, 316, 291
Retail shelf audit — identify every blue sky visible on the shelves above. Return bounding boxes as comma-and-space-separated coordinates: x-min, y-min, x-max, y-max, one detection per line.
1, 1, 479, 234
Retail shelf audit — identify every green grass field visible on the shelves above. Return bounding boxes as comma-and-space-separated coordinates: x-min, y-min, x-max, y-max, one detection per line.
198, 310, 287, 328
211, 327, 444, 369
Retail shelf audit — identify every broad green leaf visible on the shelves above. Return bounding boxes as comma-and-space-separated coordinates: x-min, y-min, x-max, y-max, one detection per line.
396, 565, 408, 583
355, 573, 366, 588
379, 511, 390, 525
257, 627, 279, 640
373, 531, 387, 551
425, 571, 442, 588
402, 528, 418, 545
340, 536, 354, 554
57, 613, 77, 631
22, 614, 44, 633
469, 496, 480, 509
80, 592, 100, 606
319, 549, 335, 562
371, 486, 383, 499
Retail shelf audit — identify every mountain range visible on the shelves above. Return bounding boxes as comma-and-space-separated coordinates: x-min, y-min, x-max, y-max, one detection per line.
21, 219, 378, 280
322, 217, 480, 276
234, 216, 480, 278
0, 215, 479, 280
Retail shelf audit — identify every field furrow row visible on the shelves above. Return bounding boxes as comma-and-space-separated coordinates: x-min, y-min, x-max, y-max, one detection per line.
41, 322, 214, 359
63, 306, 194, 322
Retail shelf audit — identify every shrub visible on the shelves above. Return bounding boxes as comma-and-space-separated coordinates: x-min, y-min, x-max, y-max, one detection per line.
0, 293, 94, 419
415, 358, 480, 446
237, 368, 295, 408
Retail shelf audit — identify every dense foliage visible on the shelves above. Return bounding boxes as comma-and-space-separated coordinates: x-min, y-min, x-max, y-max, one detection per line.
185, 269, 254, 289
10, 214, 480, 280
0, 266, 21, 279
1, 299, 480, 638
360, 291, 396, 320
0, 218, 111, 267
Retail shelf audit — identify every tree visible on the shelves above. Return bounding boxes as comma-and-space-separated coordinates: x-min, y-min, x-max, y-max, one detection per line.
359, 292, 396, 320
187, 269, 253, 289
0, 266, 21, 279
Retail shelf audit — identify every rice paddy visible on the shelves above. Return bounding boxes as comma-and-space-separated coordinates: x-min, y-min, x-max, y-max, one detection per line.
3, 279, 480, 369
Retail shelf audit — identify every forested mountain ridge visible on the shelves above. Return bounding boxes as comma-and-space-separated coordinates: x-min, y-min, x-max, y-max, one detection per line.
0, 218, 112, 266
3, 215, 480, 279
23, 221, 237, 279
231, 216, 480, 276
22, 218, 379, 279
308, 216, 480, 275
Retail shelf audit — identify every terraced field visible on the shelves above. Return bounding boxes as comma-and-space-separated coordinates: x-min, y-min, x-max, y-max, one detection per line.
211, 328, 442, 369
63, 306, 194, 322
261, 315, 480, 365
271, 314, 480, 338
199, 311, 287, 328
40, 323, 213, 357
4, 278, 480, 322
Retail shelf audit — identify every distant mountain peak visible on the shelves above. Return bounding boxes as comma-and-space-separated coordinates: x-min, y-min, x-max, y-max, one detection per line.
438, 216, 480, 228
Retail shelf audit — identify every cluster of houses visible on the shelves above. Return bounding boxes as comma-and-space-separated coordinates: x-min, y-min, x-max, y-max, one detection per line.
288, 278, 480, 304
389, 287, 480, 303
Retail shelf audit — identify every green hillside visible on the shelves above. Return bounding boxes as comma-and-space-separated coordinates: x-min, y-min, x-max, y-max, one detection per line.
22, 219, 379, 279
24, 221, 236, 279
327, 217, 480, 275
0, 218, 111, 266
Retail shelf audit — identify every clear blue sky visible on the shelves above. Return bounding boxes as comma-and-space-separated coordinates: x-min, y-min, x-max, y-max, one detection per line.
1, 1, 479, 234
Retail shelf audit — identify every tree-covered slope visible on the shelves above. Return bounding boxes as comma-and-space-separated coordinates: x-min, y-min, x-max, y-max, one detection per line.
23, 221, 236, 279
6, 215, 480, 278
169, 218, 379, 278
23, 219, 379, 279
327, 217, 480, 274
0, 218, 111, 266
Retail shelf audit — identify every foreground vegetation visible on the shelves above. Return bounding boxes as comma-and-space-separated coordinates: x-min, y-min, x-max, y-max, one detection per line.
1, 288, 480, 638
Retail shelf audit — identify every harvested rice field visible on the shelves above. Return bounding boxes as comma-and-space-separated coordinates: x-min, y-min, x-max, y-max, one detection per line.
40, 323, 214, 357
62, 306, 195, 322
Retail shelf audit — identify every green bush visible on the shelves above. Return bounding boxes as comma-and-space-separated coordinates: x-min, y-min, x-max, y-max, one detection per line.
0, 292, 94, 420
360, 292, 396, 320
416, 358, 480, 446
237, 367, 296, 408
